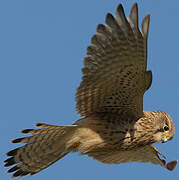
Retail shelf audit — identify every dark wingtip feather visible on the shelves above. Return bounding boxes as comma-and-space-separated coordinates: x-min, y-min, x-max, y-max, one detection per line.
97, 24, 106, 32
35, 122, 57, 128
105, 13, 116, 27
7, 166, 30, 177
4, 157, 15, 167
117, 3, 123, 10
131, 2, 138, 14
13, 170, 29, 177
12, 170, 25, 177
116, 3, 125, 16
6, 147, 19, 156
35, 123, 43, 127
21, 129, 34, 134
11, 137, 26, 144
19, 171, 29, 177
7, 165, 19, 173
35, 122, 49, 128
132, 2, 138, 9
129, 3, 138, 28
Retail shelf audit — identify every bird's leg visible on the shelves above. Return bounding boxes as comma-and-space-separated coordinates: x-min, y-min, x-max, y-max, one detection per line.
151, 144, 177, 171
151, 144, 166, 159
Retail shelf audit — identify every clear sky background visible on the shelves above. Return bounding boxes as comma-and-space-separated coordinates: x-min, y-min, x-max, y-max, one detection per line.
0, 0, 179, 179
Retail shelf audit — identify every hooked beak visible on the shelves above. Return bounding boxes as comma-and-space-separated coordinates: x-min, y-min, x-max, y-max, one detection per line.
161, 134, 170, 143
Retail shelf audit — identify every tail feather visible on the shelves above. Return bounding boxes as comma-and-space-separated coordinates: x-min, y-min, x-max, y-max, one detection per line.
21, 128, 43, 134
4, 123, 77, 177
35, 122, 60, 128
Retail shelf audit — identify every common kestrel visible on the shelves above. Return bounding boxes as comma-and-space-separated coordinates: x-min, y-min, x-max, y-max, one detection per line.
4, 3, 177, 178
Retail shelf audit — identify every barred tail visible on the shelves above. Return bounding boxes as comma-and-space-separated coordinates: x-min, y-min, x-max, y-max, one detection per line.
4, 123, 77, 177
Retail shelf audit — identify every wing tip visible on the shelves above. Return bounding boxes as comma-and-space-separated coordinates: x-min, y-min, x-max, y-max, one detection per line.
129, 3, 139, 27
142, 14, 150, 38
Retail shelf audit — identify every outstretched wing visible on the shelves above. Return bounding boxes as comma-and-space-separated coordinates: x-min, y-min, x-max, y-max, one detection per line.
76, 3, 152, 118
87, 144, 177, 171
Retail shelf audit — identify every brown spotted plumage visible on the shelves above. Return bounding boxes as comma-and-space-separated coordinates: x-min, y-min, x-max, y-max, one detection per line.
4, 3, 177, 178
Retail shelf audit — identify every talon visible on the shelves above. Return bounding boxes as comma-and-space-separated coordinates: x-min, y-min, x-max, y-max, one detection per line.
151, 145, 166, 159
161, 159, 166, 166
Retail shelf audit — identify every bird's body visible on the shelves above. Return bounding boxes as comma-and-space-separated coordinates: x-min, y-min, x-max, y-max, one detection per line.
74, 112, 158, 152
4, 3, 177, 178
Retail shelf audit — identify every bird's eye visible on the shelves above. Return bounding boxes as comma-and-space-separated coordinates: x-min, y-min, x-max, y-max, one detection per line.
163, 125, 169, 132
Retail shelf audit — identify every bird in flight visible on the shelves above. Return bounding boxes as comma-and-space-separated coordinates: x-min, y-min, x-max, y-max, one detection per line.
4, 3, 177, 178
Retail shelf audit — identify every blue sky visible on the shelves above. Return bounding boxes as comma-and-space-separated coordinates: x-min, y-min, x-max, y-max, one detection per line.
0, 0, 179, 179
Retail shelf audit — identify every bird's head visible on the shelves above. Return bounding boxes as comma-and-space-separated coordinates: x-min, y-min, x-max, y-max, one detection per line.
152, 111, 175, 143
